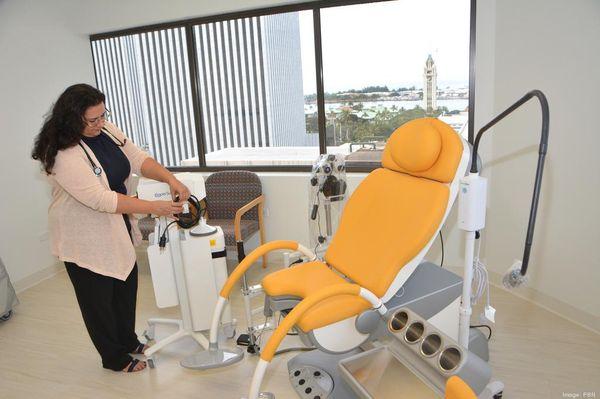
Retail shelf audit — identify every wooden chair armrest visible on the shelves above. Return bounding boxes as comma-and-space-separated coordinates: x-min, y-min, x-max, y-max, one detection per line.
234, 195, 265, 241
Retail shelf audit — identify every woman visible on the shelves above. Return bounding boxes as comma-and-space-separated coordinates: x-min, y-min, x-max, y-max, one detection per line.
32, 84, 190, 373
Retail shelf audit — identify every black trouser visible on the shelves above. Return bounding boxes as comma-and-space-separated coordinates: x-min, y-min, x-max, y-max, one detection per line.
65, 262, 141, 371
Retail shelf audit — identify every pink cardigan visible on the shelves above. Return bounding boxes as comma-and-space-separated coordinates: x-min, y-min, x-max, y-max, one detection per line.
48, 122, 150, 280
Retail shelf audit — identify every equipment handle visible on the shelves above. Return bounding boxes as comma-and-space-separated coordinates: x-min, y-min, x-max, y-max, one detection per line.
471, 90, 549, 276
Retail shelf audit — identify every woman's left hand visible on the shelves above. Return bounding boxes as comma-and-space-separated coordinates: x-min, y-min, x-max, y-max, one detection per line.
168, 178, 191, 202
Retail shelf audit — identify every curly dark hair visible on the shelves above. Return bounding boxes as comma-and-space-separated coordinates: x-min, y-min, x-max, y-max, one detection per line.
32, 84, 105, 174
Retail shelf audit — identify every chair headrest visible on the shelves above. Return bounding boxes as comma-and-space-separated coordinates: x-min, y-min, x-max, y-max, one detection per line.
382, 118, 463, 183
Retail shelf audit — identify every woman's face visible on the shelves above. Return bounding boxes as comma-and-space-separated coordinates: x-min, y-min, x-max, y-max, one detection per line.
82, 103, 107, 137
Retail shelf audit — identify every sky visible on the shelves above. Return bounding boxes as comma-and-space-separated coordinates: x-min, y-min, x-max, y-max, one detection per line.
297, 0, 471, 94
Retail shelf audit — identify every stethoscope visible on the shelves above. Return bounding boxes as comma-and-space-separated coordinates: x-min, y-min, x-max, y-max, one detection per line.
78, 128, 127, 177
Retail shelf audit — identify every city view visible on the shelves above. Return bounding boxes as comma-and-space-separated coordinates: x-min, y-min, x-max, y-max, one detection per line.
179, 53, 469, 167
304, 72, 469, 161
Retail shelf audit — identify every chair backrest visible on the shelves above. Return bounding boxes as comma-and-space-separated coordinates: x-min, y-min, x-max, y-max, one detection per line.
205, 170, 262, 220
325, 118, 466, 298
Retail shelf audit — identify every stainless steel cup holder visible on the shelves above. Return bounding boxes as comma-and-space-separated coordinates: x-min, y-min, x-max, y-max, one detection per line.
389, 311, 409, 333
420, 333, 442, 357
404, 321, 425, 344
439, 347, 462, 372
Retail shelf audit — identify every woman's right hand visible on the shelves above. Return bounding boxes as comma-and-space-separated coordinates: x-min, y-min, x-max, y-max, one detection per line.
151, 200, 184, 217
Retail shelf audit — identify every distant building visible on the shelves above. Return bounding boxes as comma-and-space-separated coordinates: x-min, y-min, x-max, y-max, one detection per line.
195, 13, 315, 150
422, 55, 437, 113
262, 14, 315, 147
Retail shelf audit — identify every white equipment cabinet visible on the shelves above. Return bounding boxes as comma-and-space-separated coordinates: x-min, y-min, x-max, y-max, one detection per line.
146, 226, 232, 331
137, 173, 233, 368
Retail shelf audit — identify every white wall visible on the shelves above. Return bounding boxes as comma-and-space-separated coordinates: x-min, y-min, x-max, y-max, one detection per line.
480, 0, 600, 330
0, 1, 95, 288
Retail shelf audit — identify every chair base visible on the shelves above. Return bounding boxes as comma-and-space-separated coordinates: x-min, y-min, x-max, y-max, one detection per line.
180, 347, 244, 370
142, 318, 237, 368
288, 349, 360, 399
143, 318, 210, 368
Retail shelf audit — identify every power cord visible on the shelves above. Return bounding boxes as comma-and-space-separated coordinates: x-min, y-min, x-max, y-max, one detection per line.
157, 195, 207, 248
471, 235, 490, 306
272, 313, 314, 356
470, 324, 492, 341
314, 190, 324, 252
471, 232, 497, 329
159, 220, 178, 248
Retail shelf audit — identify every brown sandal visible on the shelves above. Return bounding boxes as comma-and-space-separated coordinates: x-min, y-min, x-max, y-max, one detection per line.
130, 343, 148, 355
123, 358, 146, 373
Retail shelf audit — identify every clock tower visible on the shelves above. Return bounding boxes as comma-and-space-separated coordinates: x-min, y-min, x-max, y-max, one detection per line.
423, 54, 438, 114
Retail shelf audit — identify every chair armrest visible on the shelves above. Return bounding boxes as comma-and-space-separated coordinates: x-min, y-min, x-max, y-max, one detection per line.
234, 195, 265, 241
208, 240, 315, 345
219, 240, 315, 298
261, 285, 384, 361
261, 284, 361, 361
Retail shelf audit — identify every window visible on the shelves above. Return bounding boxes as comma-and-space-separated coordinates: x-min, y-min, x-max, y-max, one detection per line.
90, 0, 473, 171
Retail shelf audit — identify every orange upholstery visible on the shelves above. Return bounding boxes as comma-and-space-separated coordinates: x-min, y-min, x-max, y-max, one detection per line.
263, 261, 346, 298
325, 168, 449, 297
445, 376, 477, 399
261, 284, 362, 361
221, 240, 298, 298
262, 261, 370, 332
261, 118, 464, 332
382, 118, 463, 183
388, 119, 442, 172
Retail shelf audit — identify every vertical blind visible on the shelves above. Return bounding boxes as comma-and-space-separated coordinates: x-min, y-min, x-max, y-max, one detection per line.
92, 27, 198, 167
193, 17, 271, 154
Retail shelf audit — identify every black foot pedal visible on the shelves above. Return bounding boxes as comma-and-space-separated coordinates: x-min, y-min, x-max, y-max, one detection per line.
237, 333, 250, 346
237, 333, 260, 354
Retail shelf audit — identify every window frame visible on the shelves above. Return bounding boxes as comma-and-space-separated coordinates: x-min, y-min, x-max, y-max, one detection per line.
89, 0, 477, 173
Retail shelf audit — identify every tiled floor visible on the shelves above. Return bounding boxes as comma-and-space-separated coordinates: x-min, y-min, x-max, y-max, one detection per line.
0, 256, 598, 398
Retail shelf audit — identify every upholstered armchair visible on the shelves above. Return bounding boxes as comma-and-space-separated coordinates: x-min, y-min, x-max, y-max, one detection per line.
204, 171, 267, 267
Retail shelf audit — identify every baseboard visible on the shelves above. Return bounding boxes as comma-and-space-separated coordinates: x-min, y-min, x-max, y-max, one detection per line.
14, 262, 64, 294
447, 265, 600, 335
